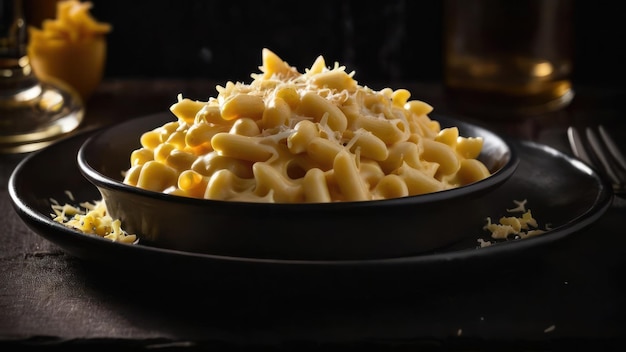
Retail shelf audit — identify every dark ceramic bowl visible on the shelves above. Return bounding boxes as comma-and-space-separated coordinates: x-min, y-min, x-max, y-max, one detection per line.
77, 112, 518, 260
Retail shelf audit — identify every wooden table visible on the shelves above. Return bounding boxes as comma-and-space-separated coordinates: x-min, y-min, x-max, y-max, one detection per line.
1, 79, 625, 351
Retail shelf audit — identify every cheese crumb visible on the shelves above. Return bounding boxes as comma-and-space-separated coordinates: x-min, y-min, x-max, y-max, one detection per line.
544, 325, 556, 333
506, 199, 527, 212
64, 190, 75, 201
477, 238, 493, 247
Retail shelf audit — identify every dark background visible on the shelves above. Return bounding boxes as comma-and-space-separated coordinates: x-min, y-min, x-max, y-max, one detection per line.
29, 0, 626, 88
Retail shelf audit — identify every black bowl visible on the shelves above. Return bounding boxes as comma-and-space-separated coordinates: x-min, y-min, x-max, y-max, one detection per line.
77, 112, 518, 260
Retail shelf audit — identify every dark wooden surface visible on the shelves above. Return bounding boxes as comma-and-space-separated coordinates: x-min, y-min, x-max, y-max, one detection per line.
1, 79, 626, 351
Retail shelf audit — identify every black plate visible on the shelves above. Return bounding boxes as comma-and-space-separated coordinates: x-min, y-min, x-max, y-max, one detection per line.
8, 114, 613, 284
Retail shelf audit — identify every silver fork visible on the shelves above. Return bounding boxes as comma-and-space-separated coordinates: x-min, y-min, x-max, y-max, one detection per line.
567, 125, 626, 197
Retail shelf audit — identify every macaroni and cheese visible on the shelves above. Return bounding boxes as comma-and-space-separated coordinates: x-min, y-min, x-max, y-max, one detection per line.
123, 49, 492, 203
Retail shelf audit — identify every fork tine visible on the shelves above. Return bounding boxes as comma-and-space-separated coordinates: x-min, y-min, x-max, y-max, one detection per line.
598, 125, 626, 171
567, 126, 593, 166
585, 127, 622, 186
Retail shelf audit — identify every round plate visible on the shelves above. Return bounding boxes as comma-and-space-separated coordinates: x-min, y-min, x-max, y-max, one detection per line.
8, 113, 613, 284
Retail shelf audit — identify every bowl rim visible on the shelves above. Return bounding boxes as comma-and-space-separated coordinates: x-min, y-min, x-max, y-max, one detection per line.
77, 113, 520, 210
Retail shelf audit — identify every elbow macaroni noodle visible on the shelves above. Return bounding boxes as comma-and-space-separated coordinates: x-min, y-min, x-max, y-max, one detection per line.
123, 49, 492, 203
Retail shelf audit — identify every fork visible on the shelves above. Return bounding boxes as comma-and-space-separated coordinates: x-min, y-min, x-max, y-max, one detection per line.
567, 125, 626, 196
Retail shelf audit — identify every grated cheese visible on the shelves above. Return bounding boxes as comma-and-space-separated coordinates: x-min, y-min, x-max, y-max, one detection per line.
477, 199, 549, 246
51, 198, 137, 244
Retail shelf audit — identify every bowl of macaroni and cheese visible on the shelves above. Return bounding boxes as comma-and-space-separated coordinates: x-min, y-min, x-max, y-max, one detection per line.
77, 49, 518, 260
